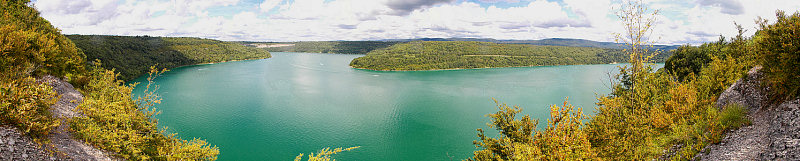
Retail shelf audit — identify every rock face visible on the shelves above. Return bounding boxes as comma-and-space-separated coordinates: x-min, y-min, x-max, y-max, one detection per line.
761, 99, 800, 160
0, 125, 62, 161
1, 76, 115, 160
695, 66, 800, 160
715, 66, 767, 113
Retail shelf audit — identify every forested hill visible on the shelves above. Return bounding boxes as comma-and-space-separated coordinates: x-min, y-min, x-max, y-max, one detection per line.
245, 41, 397, 54
248, 38, 677, 57
349, 41, 649, 71
68, 35, 272, 81
382, 38, 680, 51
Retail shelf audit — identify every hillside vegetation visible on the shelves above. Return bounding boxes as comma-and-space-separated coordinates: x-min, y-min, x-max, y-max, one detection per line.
1, 1, 218, 160
468, 2, 798, 160
1, 0, 85, 138
349, 41, 631, 71
68, 35, 272, 81
385, 37, 679, 52
254, 41, 397, 54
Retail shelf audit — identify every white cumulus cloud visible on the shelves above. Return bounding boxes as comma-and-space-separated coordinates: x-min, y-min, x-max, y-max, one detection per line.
29, 0, 800, 44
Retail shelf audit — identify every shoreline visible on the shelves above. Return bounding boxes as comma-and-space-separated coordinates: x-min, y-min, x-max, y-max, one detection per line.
350, 62, 640, 72
127, 57, 271, 81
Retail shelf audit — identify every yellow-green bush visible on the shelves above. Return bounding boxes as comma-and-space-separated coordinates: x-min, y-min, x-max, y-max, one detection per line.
586, 65, 671, 160
756, 11, 800, 101
0, 77, 59, 138
469, 99, 593, 161
70, 66, 218, 160
585, 38, 752, 160
1, 0, 84, 139
1, 0, 86, 78
582, 2, 757, 159
294, 146, 359, 161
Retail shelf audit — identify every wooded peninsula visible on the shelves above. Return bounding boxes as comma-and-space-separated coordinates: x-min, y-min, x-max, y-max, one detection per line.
68, 35, 272, 81
349, 41, 656, 71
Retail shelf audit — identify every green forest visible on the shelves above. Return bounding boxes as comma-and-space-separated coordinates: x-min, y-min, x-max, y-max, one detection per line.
383, 37, 679, 51
253, 41, 397, 54
349, 41, 651, 71
68, 35, 272, 81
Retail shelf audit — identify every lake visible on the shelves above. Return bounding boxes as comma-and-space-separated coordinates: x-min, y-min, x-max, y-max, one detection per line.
132, 52, 660, 160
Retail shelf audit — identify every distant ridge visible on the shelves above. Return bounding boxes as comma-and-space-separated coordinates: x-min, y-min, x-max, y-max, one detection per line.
378, 38, 680, 51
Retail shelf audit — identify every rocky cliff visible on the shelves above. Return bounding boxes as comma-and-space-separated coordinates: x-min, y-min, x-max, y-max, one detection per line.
695, 66, 800, 160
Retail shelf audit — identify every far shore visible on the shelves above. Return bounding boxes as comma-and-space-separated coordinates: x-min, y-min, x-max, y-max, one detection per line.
253, 43, 295, 48
350, 62, 660, 72
350, 64, 584, 72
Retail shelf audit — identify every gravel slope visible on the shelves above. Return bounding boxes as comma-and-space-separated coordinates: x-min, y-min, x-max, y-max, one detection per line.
695, 66, 800, 160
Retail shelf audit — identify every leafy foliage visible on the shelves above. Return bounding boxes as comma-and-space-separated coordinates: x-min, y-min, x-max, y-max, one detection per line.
0, 0, 85, 78
470, 1, 763, 160
70, 66, 219, 160
587, 1, 754, 159
3, 1, 219, 159
294, 146, 359, 161
469, 99, 593, 161
664, 41, 722, 81
0, 0, 83, 139
0, 77, 59, 138
67, 35, 272, 81
756, 11, 800, 101
350, 41, 627, 71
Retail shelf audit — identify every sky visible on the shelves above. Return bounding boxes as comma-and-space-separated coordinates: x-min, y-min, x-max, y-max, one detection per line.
30, 0, 800, 45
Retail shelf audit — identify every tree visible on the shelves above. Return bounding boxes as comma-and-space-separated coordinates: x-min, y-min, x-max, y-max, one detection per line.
614, 0, 660, 88
586, 0, 669, 159
469, 98, 592, 161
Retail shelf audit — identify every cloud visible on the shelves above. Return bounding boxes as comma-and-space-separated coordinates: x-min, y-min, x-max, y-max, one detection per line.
260, 0, 284, 13
698, 0, 744, 15
535, 19, 591, 28
33, 0, 120, 26
385, 0, 455, 15
30, 0, 800, 44
477, 0, 520, 3
38, 0, 91, 14
337, 24, 358, 29
500, 22, 529, 30
687, 30, 718, 37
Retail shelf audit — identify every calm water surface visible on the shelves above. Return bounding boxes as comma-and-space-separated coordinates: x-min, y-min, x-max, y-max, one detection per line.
132, 52, 661, 160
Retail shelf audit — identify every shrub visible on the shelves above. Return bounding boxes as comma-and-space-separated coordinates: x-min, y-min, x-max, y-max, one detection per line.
756, 10, 800, 101
664, 40, 724, 81
718, 103, 750, 130
469, 98, 593, 161
0, 0, 83, 140
0, 77, 59, 139
70, 66, 218, 160
294, 146, 359, 161
0, 0, 86, 78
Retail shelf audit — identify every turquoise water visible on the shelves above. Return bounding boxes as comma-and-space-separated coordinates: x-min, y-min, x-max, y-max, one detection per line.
131, 52, 660, 160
